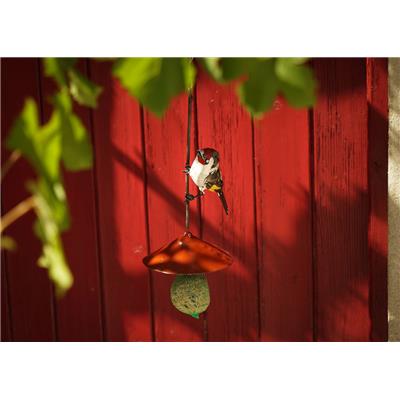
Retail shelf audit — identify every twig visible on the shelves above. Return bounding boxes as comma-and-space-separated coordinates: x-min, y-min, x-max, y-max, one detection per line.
185, 90, 193, 231
1, 150, 21, 180
0, 195, 36, 233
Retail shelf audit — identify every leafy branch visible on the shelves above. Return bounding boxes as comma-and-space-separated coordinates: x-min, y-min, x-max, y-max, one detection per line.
1, 57, 316, 295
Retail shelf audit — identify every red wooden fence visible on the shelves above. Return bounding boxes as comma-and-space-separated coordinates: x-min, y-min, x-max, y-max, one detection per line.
1, 58, 388, 341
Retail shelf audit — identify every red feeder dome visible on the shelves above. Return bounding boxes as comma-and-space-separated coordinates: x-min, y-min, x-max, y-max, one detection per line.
142, 231, 233, 275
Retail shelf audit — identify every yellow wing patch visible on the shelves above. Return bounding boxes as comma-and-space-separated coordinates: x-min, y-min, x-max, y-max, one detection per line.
209, 184, 221, 192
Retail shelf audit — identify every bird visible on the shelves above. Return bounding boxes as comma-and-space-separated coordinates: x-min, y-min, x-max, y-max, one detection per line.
185, 148, 229, 215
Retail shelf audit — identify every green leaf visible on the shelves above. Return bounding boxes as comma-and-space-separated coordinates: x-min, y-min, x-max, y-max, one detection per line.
113, 58, 196, 116
201, 58, 224, 82
62, 113, 92, 170
29, 179, 69, 231
202, 58, 255, 83
29, 180, 73, 296
279, 57, 309, 66
54, 90, 93, 171
202, 58, 316, 114
7, 98, 39, 151
113, 58, 162, 89
219, 58, 255, 81
68, 69, 102, 108
7, 99, 62, 186
39, 242, 72, 297
43, 58, 77, 87
181, 58, 196, 91
44, 58, 102, 108
275, 58, 316, 107
237, 59, 280, 117
1, 235, 16, 251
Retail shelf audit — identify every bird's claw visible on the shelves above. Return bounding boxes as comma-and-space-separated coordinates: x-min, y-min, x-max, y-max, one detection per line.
185, 193, 195, 202
185, 192, 204, 203
182, 165, 191, 174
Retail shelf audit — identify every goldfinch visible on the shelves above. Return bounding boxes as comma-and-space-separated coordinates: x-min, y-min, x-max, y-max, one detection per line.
185, 148, 228, 215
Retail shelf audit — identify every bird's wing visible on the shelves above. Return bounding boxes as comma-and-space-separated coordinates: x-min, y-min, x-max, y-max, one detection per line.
205, 168, 223, 190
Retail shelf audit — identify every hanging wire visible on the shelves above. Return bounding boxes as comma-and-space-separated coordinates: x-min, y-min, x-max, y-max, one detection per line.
185, 89, 193, 231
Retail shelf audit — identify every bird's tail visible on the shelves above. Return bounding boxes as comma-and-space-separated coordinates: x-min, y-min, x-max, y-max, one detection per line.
217, 190, 229, 215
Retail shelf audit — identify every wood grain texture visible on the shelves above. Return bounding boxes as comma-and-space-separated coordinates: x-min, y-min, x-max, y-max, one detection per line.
89, 61, 152, 341
143, 93, 204, 341
37, 60, 104, 341
1, 58, 55, 341
253, 99, 313, 341
1, 58, 390, 342
313, 59, 370, 341
366, 58, 388, 341
1, 252, 12, 341
196, 70, 259, 341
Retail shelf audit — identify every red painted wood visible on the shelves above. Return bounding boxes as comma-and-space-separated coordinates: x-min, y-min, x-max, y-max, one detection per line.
89, 61, 152, 341
196, 70, 259, 341
1, 58, 55, 341
143, 94, 204, 341
38, 60, 104, 341
253, 99, 313, 341
1, 58, 390, 342
367, 58, 388, 341
1, 252, 12, 341
313, 58, 370, 341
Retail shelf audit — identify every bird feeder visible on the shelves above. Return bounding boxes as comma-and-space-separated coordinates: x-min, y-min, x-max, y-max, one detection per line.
143, 231, 232, 275
142, 88, 232, 319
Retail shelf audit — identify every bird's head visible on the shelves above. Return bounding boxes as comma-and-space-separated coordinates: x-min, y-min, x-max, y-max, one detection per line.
196, 148, 219, 166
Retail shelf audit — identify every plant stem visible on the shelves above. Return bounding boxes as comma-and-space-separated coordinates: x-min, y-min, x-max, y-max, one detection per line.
0, 196, 36, 233
1, 150, 21, 180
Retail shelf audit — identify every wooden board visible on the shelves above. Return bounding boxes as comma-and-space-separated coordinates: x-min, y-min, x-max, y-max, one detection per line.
1, 58, 390, 342
313, 59, 370, 341
89, 61, 152, 341
143, 93, 204, 341
196, 70, 259, 341
1, 58, 56, 341
253, 98, 313, 341
37, 60, 104, 341
366, 58, 388, 341
1, 252, 12, 341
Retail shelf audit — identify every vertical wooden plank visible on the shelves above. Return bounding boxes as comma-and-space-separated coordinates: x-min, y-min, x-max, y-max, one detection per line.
38, 59, 104, 341
196, 70, 259, 341
313, 58, 370, 341
367, 58, 388, 341
90, 61, 152, 341
253, 99, 313, 341
1, 253, 12, 341
1, 58, 55, 341
1, 55, 12, 340
143, 93, 204, 341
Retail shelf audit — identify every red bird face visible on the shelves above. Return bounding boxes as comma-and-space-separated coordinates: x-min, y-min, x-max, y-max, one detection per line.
196, 148, 219, 166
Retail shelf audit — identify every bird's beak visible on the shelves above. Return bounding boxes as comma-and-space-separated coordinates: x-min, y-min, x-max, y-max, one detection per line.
197, 150, 206, 161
